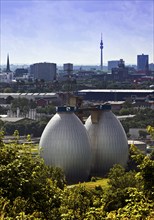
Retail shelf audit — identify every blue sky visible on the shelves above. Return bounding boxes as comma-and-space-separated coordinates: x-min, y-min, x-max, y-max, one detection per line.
1, 0, 154, 65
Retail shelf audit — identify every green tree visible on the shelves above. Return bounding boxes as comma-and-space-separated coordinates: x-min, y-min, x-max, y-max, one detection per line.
0, 120, 4, 131
0, 131, 66, 219
60, 185, 94, 219
3, 87, 13, 93
147, 125, 154, 139
119, 107, 135, 116
11, 97, 29, 115
102, 164, 137, 212
139, 130, 148, 139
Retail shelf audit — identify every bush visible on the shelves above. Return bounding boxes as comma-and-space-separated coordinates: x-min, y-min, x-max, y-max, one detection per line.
91, 177, 96, 182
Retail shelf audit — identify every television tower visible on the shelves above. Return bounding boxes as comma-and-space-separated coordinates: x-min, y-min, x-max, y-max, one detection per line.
100, 33, 103, 71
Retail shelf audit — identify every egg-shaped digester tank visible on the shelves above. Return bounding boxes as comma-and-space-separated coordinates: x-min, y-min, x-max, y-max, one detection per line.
85, 104, 128, 176
39, 106, 91, 184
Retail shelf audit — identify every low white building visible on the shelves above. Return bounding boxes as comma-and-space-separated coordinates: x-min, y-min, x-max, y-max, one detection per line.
129, 128, 148, 139
0, 72, 13, 83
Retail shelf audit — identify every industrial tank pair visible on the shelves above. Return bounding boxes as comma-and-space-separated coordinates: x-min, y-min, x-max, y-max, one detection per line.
39, 104, 128, 183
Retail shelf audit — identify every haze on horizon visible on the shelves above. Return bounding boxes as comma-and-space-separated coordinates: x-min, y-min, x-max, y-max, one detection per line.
1, 0, 154, 65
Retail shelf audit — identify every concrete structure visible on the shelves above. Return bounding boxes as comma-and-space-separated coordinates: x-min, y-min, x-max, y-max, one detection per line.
0, 116, 24, 123
0, 92, 59, 101
63, 63, 73, 76
14, 68, 28, 77
137, 54, 149, 72
107, 101, 125, 111
129, 128, 147, 139
0, 72, 13, 83
149, 63, 154, 71
39, 106, 92, 184
85, 104, 128, 176
111, 59, 129, 81
30, 62, 56, 81
77, 89, 154, 102
117, 114, 135, 121
0, 93, 61, 108
108, 60, 119, 71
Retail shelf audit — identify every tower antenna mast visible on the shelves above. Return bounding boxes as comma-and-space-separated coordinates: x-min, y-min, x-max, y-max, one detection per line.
100, 33, 103, 71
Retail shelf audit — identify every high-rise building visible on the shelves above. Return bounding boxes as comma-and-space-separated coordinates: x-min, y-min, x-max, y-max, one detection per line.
108, 60, 119, 71
63, 63, 73, 76
137, 54, 149, 72
30, 62, 56, 81
111, 59, 129, 81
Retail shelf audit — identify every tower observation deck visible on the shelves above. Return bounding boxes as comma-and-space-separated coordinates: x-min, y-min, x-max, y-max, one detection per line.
100, 34, 103, 71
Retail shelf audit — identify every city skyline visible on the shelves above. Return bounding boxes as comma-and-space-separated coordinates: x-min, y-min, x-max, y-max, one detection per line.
1, 0, 154, 65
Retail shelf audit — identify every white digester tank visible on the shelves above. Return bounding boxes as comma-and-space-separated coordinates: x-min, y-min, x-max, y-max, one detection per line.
39, 106, 91, 183
85, 104, 128, 176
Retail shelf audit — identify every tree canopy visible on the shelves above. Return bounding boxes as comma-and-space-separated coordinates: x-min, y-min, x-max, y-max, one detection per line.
0, 129, 154, 219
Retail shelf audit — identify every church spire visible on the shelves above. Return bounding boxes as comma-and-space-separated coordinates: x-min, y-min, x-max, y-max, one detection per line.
6, 54, 11, 72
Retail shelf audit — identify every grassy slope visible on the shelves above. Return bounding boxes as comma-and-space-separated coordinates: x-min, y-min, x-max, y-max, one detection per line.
72, 178, 109, 190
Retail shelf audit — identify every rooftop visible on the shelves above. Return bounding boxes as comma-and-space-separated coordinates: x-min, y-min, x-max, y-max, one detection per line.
79, 89, 154, 93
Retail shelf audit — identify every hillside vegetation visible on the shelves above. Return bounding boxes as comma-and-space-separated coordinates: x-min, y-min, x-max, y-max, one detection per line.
0, 129, 154, 219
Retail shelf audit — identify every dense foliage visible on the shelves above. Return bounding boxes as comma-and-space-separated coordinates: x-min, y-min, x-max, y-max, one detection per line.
0, 118, 50, 137
0, 78, 153, 93
121, 108, 154, 134
11, 98, 37, 115
0, 131, 66, 219
0, 128, 154, 219
1, 107, 154, 137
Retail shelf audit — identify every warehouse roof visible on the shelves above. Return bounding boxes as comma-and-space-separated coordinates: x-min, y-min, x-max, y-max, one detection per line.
78, 89, 154, 93
0, 93, 57, 99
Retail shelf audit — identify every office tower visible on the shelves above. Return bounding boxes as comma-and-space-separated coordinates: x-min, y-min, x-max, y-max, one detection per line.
108, 60, 119, 71
30, 62, 56, 81
137, 54, 149, 71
